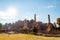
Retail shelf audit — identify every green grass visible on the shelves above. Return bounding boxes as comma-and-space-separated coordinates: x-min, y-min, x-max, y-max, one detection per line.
0, 33, 60, 40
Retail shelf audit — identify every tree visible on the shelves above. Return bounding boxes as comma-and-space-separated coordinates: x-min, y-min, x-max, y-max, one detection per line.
28, 19, 35, 28
33, 27, 38, 34
57, 18, 60, 27
0, 23, 2, 29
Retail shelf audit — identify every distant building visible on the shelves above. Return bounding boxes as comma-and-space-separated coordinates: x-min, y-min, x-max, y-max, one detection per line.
23, 19, 28, 29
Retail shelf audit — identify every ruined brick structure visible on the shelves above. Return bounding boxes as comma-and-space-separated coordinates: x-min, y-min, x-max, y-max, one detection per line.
46, 14, 54, 33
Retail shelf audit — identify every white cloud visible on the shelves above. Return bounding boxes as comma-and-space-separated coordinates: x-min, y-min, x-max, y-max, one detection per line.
0, 6, 17, 20
45, 5, 55, 9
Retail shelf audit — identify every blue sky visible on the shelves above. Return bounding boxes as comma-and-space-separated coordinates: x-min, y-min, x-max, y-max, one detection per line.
0, 0, 60, 24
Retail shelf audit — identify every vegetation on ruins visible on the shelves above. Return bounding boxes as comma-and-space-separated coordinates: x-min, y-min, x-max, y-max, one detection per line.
57, 18, 60, 27
0, 23, 2, 29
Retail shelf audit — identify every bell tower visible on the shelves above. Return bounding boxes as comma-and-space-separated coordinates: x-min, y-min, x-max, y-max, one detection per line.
34, 14, 36, 22
48, 14, 50, 24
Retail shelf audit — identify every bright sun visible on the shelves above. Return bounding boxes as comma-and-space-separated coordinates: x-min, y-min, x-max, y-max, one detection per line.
0, 6, 17, 19
6, 7, 17, 19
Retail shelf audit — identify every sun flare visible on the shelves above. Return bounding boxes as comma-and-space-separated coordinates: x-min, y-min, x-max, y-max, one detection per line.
0, 6, 17, 19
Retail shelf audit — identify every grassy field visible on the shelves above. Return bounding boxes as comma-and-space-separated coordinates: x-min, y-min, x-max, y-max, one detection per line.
0, 33, 60, 40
